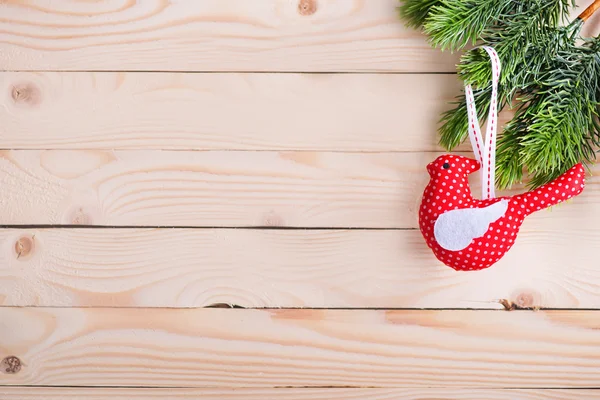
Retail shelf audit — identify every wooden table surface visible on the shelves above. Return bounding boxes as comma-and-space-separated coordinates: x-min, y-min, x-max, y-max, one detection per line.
1, 1, 600, 398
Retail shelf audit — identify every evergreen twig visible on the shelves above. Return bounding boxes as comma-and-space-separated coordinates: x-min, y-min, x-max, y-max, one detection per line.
398, 0, 600, 189
398, 0, 440, 29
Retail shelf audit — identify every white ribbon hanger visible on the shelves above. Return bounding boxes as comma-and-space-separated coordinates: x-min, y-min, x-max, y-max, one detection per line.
464, 46, 502, 200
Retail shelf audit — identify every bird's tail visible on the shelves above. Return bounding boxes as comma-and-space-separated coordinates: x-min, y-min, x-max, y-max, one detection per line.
513, 163, 585, 215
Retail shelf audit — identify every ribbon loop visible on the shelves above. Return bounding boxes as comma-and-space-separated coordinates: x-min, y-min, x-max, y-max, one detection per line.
464, 46, 501, 200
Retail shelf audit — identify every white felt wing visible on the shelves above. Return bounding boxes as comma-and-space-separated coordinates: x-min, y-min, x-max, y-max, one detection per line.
434, 200, 509, 251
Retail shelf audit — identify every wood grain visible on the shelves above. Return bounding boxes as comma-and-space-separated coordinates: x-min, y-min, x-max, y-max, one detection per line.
0, 72, 463, 151
1, 0, 596, 73
0, 387, 597, 400
1, 227, 599, 308
2, 308, 600, 387
0, 150, 596, 228
0, 0, 457, 72
0, 150, 426, 228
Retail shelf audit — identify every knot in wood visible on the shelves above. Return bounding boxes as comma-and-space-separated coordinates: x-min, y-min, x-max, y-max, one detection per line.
1, 356, 22, 374
11, 83, 42, 106
515, 292, 535, 308
298, 0, 317, 15
14, 236, 35, 260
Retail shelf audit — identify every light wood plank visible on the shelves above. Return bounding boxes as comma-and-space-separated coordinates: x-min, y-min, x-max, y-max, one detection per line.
0, 150, 429, 228
0, 150, 596, 228
1, 308, 600, 387
0, 72, 463, 151
0, 0, 456, 72
0, 0, 595, 73
1, 227, 599, 308
0, 387, 597, 400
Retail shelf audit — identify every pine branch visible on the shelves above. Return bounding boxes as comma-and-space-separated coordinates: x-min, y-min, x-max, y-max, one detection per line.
495, 114, 526, 189
397, 0, 440, 29
423, 0, 508, 51
517, 36, 600, 188
436, 0, 575, 154
459, 2, 576, 92
432, 0, 587, 188
397, 0, 600, 189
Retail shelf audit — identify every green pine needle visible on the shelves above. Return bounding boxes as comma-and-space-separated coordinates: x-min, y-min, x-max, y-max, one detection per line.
517, 36, 600, 187
424, 0, 508, 51
495, 121, 525, 189
397, 0, 441, 29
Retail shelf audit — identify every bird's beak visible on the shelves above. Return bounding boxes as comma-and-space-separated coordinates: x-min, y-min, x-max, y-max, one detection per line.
426, 161, 435, 176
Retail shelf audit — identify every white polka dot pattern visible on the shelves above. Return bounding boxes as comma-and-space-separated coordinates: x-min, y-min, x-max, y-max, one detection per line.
419, 155, 585, 271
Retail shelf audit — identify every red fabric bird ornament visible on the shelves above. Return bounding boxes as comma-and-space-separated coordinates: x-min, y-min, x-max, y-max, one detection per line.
419, 155, 585, 271
418, 47, 586, 271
